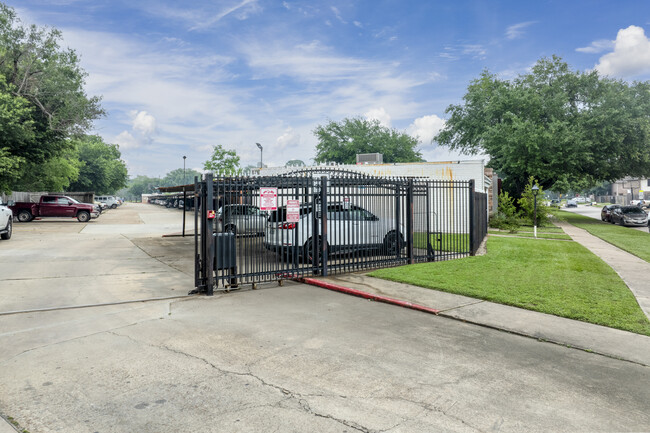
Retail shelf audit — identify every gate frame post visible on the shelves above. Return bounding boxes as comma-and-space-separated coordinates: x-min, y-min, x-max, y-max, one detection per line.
406, 178, 414, 264
469, 179, 476, 256
320, 176, 328, 277
206, 173, 215, 295
194, 176, 200, 289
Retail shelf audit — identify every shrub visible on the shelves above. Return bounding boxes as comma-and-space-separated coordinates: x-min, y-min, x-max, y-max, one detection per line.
518, 176, 549, 226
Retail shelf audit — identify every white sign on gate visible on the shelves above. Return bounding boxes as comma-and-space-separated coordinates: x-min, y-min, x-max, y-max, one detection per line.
286, 199, 300, 222
260, 187, 278, 211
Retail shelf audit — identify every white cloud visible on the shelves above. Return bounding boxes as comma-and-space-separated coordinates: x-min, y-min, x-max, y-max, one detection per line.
506, 21, 535, 40
364, 107, 392, 127
114, 131, 140, 150
131, 110, 157, 135
576, 39, 614, 54
331, 6, 346, 24
595, 25, 650, 78
353, 21, 363, 28
149, 0, 261, 31
276, 127, 301, 150
407, 114, 445, 144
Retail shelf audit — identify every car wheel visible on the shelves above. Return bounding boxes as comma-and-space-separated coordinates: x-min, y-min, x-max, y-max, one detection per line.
17, 210, 32, 222
303, 237, 324, 264
225, 224, 237, 236
383, 231, 404, 255
1, 218, 11, 240
111, 204, 117, 209
77, 211, 90, 222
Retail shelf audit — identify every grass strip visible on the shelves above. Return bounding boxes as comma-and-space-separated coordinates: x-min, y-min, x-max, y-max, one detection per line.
555, 211, 650, 263
370, 236, 650, 336
488, 230, 572, 240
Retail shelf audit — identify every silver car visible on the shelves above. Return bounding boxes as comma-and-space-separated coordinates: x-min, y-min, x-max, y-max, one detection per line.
216, 204, 267, 235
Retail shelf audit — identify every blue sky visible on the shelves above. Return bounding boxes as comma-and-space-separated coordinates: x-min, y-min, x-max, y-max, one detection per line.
7, 0, 650, 177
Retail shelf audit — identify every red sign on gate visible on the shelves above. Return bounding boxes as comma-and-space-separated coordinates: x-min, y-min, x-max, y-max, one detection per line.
286, 200, 300, 222
260, 187, 278, 211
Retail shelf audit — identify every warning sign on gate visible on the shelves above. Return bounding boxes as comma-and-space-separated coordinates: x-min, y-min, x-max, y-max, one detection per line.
286, 200, 300, 222
260, 187, 278, 211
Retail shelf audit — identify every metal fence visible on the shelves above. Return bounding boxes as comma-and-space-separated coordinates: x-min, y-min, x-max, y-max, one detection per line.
193, 171, 487, 294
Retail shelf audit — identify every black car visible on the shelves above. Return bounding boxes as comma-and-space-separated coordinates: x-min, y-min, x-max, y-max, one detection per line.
610, 206, 649, 227
601, 204, 621, 222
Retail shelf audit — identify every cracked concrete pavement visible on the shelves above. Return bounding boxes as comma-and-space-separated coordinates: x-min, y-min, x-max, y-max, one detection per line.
1, 203, 649, 432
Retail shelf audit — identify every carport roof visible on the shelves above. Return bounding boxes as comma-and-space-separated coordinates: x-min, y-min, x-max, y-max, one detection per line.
158, 184, 195, 193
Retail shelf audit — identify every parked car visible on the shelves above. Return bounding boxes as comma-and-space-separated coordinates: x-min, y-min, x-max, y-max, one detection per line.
96, 195, 119, 209
575, 196, 586, 203
10, 195, 99, 222
610, 206, 649, 227
0, 199, 13, 240
264, 202, 404, 263
566, 199, 578, 208
216, 204, 268, 236
94, 201, 108, 212
600, 204, 621, 222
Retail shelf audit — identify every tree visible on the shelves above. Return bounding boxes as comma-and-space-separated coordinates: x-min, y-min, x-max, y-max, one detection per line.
436, 56, 650, 195
286, 159, 306, 167
161, 168, 203, 186
0, 4, 104, 192
313, 117, 424, 164
127, 175, 160, 199
68, 135, 127, 194
204, 144, 240, 173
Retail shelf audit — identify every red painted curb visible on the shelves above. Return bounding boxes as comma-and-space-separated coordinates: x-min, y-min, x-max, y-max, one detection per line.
298, 277, 440, 315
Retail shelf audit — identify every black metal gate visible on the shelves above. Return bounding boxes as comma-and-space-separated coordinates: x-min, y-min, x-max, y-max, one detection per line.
194, 171, 486, 294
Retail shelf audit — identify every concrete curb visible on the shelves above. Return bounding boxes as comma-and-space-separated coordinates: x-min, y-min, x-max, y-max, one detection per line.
302, 274, 650, 367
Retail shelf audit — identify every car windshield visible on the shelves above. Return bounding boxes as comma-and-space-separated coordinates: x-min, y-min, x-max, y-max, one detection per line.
68, 197, 80, 204
621, 207, 644, 214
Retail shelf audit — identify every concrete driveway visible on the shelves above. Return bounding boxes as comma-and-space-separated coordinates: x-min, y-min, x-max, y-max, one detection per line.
1, 203, 649, 432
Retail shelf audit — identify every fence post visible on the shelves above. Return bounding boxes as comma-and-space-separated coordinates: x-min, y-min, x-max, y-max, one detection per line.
206, 173, 215, 295
407, 178, 414, 264
320, 176, 328, 277
469, 179, 476, 256
194, 176, 200, 289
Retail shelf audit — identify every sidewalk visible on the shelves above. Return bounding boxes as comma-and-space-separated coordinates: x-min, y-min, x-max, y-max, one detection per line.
317, 272, 650, 366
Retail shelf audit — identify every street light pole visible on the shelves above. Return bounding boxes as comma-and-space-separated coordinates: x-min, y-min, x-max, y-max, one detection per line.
256, 142, 263, 169
532, 185, 539, 238
183, 155, 187, 184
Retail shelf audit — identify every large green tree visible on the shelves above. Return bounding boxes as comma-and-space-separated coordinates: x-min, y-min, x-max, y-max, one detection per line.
160, 168, 203, 186
436, 56, 650, 195
68, 135, 127, 194
204, 144, 240, 173
0, 3, 104, 192
313, 117, 424, 164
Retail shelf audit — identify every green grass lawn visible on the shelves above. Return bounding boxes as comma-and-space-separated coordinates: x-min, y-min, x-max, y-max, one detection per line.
555, 210, 650, 263
413, 232, 469, 252
370, 236, 650, 336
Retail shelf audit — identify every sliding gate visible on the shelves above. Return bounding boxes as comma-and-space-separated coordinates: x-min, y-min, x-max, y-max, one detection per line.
194, 171, 486, 295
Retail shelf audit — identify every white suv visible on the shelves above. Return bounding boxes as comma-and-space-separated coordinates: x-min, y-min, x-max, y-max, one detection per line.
96, 195, 119, 209
264, 202, 404, 263
0, 199, 14, 240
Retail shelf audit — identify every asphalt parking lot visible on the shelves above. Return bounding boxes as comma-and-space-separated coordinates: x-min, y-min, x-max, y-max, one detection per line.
1, 203, 649, 432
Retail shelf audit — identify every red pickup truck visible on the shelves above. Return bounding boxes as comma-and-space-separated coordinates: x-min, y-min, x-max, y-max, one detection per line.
10, 195, 100, 223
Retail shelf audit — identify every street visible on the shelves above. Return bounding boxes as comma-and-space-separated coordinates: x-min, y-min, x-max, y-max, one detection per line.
0, 203, 648, 432
563, 204, 649, 232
